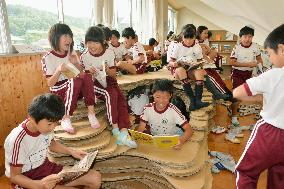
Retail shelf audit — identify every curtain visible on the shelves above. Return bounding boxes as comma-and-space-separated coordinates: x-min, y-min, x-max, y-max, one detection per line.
91, 0, 104, 26
0, 0, 12, 54
57, 0, 64, 23
103, 0, 113, 27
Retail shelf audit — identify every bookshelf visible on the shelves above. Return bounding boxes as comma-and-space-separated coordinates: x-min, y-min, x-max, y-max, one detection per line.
209, 30, 238, 66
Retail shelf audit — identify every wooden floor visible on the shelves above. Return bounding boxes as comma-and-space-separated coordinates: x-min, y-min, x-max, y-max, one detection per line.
0, 103, 268, 189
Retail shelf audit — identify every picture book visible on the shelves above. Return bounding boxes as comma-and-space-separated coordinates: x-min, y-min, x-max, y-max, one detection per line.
57, 150, 98, 184
128, 129, 179, 148
61, 62, 80, 79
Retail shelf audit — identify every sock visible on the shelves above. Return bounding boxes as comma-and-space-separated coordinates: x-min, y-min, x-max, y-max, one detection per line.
232, 116, 239, 124
112, 128, 120, 137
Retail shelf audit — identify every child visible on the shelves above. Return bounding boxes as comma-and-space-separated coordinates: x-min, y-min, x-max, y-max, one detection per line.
4, 93, 101, 189
230, 26, 263, 126
110, 29, 129, 61
234, 24, 284, 189
168, 26, 209, 111
116, 27, 147, 74
196, 25, 232, 101
137, 80, 193, 150
41, 23, 100, 134
80, 26, 137, 148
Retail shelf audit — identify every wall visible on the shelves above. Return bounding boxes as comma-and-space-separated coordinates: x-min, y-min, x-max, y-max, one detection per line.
0, 53, 49, 175
177, 7, 222, 33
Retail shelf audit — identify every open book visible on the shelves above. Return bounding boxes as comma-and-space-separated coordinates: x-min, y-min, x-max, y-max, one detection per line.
61, 62, 80, 79
177, 57, 207, 71
57, 150, 98, 184
128, 129, 179, 148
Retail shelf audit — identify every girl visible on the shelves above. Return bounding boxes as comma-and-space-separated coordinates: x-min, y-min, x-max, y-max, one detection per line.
41, 23, 100, 134
80, 26, 137, 148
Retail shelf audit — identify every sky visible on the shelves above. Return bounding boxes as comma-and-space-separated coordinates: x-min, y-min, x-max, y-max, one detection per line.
5, 0, 93, 18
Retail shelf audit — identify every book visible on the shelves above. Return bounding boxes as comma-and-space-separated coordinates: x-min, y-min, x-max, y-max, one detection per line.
57, 150, 98, 184
61, 62, 80, 79
211, 44, 219, 52
128, 129, 179, 148
176, 57, 206, 71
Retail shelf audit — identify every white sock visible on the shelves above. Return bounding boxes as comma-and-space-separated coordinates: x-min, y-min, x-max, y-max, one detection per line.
232, 116, 239, 124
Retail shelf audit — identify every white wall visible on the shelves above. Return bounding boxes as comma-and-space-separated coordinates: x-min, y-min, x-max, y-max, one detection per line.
177, 7, 222, 33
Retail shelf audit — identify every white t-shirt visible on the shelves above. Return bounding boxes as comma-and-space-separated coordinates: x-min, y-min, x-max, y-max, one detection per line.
166, 41, 178, 62
4, 119, 54, 177
168, 42, 203, 62
41, 50, 69, 82
131, 42, 147, 64
230, 42, 261, 71
109, 43, 128, 60
80, 48, 116, 71
196, 39, 209, 46
245, 67, 284, 129
140, 103, 187, 136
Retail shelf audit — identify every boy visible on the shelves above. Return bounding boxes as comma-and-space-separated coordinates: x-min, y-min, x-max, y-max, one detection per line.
137, 80, 193, 150
110, 29, 129, 61
230, 26, 263, 126
4, 93, 101, 189
234, 24, 284, 189
168, 26, 209, 111
117, 27, 147, 74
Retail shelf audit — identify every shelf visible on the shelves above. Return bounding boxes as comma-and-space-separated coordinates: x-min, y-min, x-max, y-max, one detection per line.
218, 52, 231, 54
210, 40, 237, 42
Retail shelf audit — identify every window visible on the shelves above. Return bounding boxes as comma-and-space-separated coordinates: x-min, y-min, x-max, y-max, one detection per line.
168, 6, 177, 34
113, 0, 131, 34
62, 0, 92, 49
6, 0, 58, 49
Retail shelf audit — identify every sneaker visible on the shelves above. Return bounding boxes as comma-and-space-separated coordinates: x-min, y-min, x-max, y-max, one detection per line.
61, 118, 75, 134
88, 114, 100, 129
211, 126, 226, 134
225, 133, 240, 144
228, 127, 244, 138
112, 128, 120, 138
116, 130, 137, 148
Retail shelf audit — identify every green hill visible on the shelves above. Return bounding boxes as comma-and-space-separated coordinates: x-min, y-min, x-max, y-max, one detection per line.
7, 4, 90, 44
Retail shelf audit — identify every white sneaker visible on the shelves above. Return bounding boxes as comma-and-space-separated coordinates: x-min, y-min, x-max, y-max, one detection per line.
225, 133, 240, 144
88, 114, 100, 129
116, 131, 137, 148
211, 126, 226, 134
61, 118, 75, 134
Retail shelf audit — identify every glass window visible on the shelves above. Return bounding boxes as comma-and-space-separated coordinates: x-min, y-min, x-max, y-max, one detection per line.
6, 0, 58, 49
113, 0, 131, 35
62, 0, 92, 50
168, 6, 177, 34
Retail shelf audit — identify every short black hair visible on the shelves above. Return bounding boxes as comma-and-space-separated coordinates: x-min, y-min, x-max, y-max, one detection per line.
152, 79, 174, 95
196, 26, 208, 40
182, 24, 196, 33
149, 38, 157, 46
239, 26, 254, 37
122, 27, 136, 39
167, 31, 174, 40
28, 93, 65, 124
48, 23, 74, 52
182, 26, 196, 39
85, 26, 106, 45
208, 30, 212, 38
264, 24, 284, 52
101, 27, 112, 41
111, 29, 120, 39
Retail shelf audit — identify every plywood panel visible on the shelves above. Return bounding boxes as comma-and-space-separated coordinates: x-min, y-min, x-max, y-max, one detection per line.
0, 53, 49, 175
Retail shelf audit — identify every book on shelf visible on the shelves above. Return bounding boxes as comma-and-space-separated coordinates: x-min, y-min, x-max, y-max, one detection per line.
57, 150, 98, 184
211, 43, 219, 52
128, 129, 179, 148
223, 44, 231, 52
225, 31, 234, 40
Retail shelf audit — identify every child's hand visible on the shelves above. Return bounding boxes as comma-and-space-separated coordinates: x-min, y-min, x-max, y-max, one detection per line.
89, 66, 98, 75
38, 174, 62, 189
57, 63, 68, 72
173, 137, 186, 150
127, 59, 134, 65
69, 149, 87, 160
171, 61, 179, 67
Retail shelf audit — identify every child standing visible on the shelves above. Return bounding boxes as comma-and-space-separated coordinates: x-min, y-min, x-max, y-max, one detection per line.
230, 26, 263, 126
41, 23, 100, 134
110, 29, 129, 61
138, 80, 193, 150
234, 24, 284, 189
80, 26, 137, 148
116, 27, 147, 74
4, 93, 101, 189
168, 26, 209, 111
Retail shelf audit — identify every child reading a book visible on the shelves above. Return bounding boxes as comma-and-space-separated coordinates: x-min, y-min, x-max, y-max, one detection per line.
4, 93, 101, 189
137, 79, 193, 150
80, 26, 137, 148
41, 23, 100, 134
